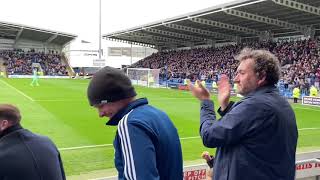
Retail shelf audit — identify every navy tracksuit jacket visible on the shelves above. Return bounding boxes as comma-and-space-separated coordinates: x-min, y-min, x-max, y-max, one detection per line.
107, 98, 183, 180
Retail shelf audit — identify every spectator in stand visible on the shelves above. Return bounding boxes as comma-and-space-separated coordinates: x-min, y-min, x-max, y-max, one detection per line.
0, 49, 68, 76
130, 38, 320, 90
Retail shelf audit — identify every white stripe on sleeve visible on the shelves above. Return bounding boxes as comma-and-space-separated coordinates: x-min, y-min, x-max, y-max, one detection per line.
118, 110, 136, 180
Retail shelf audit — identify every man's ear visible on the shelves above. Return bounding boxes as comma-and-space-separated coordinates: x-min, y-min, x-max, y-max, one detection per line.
257, 72, 267, 86
0, 120, 10, 131
258, 76, 266, 86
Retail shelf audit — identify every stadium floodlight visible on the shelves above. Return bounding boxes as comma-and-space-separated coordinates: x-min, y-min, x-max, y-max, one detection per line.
126, 68, 160, 88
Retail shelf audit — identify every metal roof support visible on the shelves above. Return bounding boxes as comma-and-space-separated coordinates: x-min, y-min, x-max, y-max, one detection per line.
224, 9, 308, 33
45, 34, 58, 44
128, 32, 193, 46
13, 28, 24, 48
0, 31, 16, 38
15, 28, 23, 41
129, 32, 150, 37
117, 35, 157, 47
119, 33, 186, 47
272, 0, 320, 16
150, 35, 190, 46
43, 34, 58, 53
144, 28, 205, 42
164, 23, 238, 42
190, 17, 261, 35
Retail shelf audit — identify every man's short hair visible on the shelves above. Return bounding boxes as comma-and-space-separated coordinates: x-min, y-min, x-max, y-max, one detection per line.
236, 48, 281, 86
0, 104, 21, 124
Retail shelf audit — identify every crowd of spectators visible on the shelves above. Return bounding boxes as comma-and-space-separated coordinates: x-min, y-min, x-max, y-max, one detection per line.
0, 49, 68, 76
131, 38, 320, 92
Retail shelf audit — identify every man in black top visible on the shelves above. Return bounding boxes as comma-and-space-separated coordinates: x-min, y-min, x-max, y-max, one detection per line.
0, 104, 66, 180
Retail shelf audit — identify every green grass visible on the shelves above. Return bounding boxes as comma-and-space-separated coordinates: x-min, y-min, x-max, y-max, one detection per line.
0, 78, 320, 176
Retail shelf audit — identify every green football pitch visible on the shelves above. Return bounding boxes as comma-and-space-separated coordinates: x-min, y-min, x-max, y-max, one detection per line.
0, 78, 320, 176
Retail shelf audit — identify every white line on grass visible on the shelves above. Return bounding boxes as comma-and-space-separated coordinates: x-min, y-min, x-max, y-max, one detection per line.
34, 97, 196, 102
89, 176, 118, 180
59, 136, 200, 151
294, 106, 320, 112
150, 97, 195, 101
298, 127, 320, 131
60, 127, 320, 151
35, 99, 84, 102
59, 144, 114, 151
180, 136, 200, 140
0, 79, 34, 101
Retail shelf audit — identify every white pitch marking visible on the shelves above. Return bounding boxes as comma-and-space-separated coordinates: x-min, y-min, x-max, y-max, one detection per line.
59, 127, 320, 151
0, 79, 34, 101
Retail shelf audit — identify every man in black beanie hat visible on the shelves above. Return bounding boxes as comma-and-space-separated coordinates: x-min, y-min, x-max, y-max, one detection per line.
87, 66, 183, 180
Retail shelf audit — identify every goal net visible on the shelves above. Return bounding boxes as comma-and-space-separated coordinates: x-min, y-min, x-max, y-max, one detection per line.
126, 68, 160, 87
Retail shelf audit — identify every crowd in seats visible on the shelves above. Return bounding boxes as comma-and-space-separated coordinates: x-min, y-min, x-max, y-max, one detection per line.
0, 49, 68, 76
131, 38, 320, 92
280, 40, 320, 94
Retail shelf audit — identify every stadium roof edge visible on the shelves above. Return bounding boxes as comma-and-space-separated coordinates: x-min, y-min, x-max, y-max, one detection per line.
103, 0, 320, 50
0, 20, 77, 38
103, 0, 261, 37
0, 20, 77, 47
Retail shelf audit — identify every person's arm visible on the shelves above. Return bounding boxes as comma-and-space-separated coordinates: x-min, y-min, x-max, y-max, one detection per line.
217, 101, 235, 117
117, 119, 159, 180
200, 99, 265, 148
217, 75, 231, 111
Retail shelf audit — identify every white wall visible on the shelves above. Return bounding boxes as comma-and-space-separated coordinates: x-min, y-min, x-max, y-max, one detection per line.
105, 56, 141, 68
67, 38, 156, 68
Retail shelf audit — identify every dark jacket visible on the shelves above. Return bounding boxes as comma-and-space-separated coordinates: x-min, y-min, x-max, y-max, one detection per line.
107, 98, 183, 180
0, 124, 66, 180
200, 86, 298, 180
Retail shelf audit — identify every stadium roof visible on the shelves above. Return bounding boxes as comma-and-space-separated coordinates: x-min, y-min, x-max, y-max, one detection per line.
103, 0, 320, 50
0, 21, 77, 46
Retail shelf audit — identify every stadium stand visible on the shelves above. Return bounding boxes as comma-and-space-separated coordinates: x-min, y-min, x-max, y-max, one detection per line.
0, 21, 77, 77
0, 49, 68, 76
103, 0, 320, 99
129, 38, 320, 96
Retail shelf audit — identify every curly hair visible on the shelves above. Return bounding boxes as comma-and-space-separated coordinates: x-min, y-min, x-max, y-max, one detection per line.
235, 48, 281, 86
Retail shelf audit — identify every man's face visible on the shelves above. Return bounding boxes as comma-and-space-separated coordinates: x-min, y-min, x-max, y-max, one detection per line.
94, 101, 124, 119
233, 58, 261, 96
